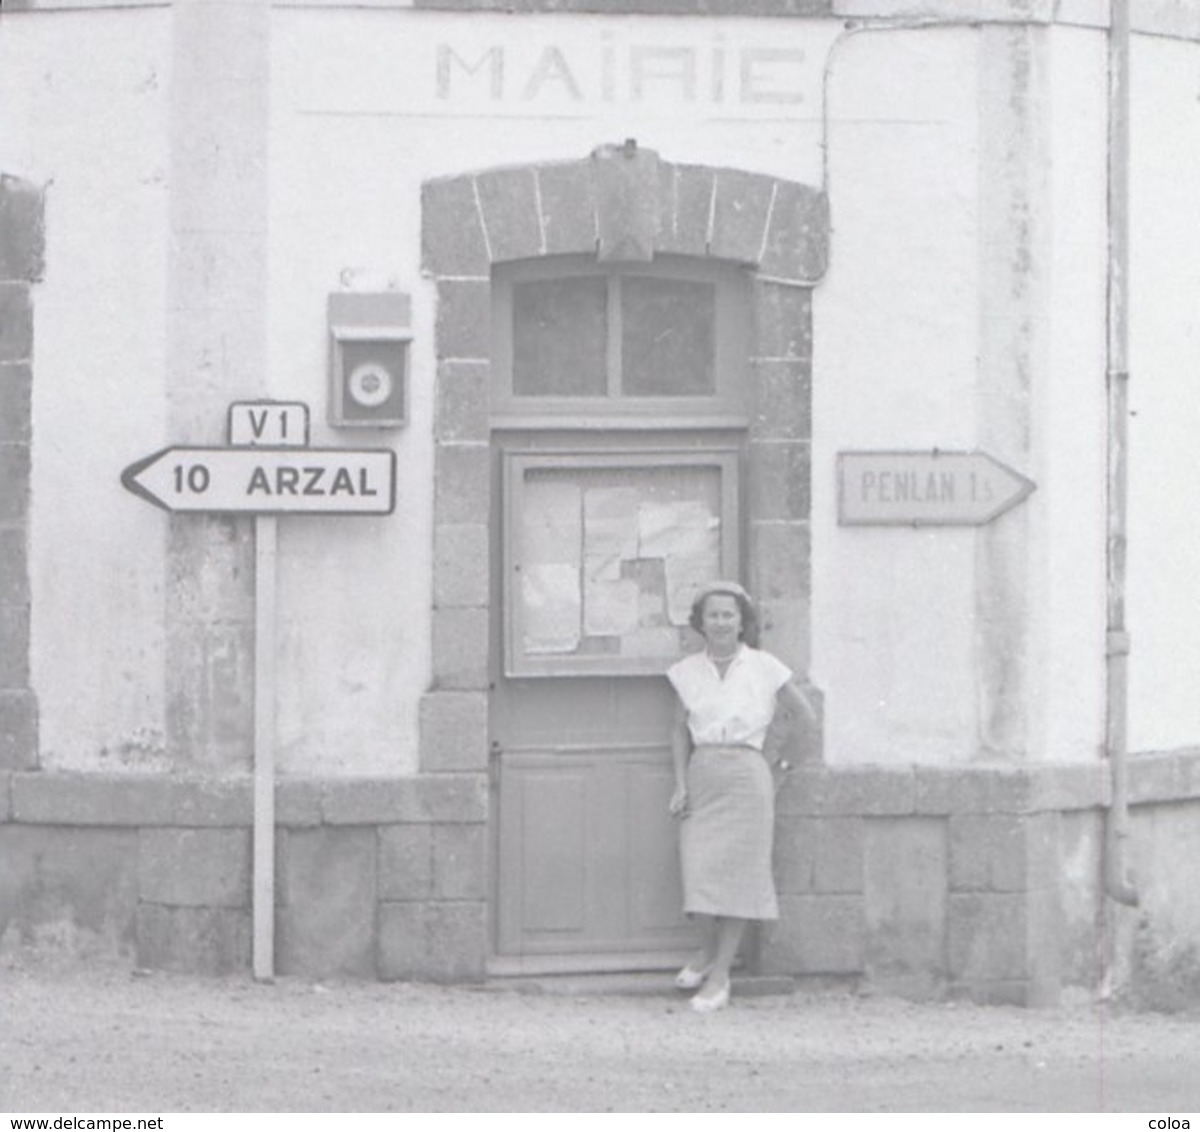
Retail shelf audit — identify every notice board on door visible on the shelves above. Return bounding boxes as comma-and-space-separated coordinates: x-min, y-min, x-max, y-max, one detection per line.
503, 449, 740, 677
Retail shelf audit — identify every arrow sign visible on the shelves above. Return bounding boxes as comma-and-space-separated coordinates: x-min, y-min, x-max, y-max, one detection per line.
838, 450, 1035, 527
121, 446, 396, 515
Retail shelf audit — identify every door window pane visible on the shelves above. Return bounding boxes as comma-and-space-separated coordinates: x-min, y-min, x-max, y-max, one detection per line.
621, 277, 716, 396
513, 276, 607, 396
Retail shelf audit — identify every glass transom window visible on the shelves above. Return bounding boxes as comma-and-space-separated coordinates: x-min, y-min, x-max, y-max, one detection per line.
493, 256, 748, 418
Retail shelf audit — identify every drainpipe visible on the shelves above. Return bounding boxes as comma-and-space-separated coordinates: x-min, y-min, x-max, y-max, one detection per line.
1104, 0, 1139, 908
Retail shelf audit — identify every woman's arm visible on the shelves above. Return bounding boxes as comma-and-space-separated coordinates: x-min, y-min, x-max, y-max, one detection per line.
669, 699, 691, 817
768, 678, 820, 766
777, 678, 819, 726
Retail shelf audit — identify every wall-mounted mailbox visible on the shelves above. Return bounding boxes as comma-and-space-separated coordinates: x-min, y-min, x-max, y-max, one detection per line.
328, 291, 411, 428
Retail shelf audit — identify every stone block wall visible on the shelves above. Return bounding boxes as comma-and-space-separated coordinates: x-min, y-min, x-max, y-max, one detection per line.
3, 754, 1200, 1003
763, 761, 1121, 1006
0, 773, 487, 980
0, 174, 43, 774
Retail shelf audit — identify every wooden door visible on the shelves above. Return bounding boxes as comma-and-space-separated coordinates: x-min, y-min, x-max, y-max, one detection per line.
489, 446, 740, 972
486, 256, 750, 972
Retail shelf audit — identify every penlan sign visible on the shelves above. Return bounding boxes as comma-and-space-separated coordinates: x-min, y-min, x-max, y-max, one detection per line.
120, 400, 396, 984
838, 450, 1035, 527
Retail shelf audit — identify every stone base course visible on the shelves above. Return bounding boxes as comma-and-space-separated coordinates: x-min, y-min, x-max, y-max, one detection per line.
378, 899, 487, 982
11, 773, 256, 827
1, 754, 1199, 1004
8, 771, 485, 827
277, 826, 378, 978
379, 824, 435, 901
0, 772, 490, 981
862, 817, 948, 998
764, 894, 865, 974
0, 690, 37, 771
136, 904, 251, 976
0, 825, 138, 957
139, 827, 251, 908
774, 815, 863, 894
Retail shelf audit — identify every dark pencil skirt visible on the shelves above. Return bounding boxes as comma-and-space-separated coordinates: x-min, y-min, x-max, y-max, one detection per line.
680, 744, 779, 921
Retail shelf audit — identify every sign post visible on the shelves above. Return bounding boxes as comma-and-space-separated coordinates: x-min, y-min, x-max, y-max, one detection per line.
121, 401, 396, 981
253, 513, 277, 982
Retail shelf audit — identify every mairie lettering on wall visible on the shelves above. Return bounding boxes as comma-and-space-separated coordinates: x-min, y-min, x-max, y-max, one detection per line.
435, 40, 814, 109
292, 20, 844, 124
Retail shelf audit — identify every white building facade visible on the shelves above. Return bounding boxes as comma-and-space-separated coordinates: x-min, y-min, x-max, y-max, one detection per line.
1, 0, 1198, 1004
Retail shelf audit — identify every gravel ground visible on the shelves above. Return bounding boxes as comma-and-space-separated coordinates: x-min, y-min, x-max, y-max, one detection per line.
1, 957, 1198, 1113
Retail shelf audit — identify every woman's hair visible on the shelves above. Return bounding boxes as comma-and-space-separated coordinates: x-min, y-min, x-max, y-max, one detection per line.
689, 588, 760, 648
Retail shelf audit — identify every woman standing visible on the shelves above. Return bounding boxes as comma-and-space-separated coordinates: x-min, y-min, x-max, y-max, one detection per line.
666, 580, 816, 1013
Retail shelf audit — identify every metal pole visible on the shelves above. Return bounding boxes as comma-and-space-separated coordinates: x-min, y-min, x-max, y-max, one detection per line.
253, 514, 279, 979
1104, 0, 1138, 909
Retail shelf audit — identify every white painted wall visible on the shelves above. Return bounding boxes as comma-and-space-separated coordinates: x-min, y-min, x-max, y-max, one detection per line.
814, 23, 1110, 766
0, 9, 173, 770
11, 5, 1183, 778
1034, 27, 1109, 764
273, 11, 841, 186
1127, 33, 1200, 755
814, 26, 983, 764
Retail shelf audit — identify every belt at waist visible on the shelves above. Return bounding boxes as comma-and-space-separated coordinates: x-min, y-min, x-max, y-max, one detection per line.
692, 743, 761, 755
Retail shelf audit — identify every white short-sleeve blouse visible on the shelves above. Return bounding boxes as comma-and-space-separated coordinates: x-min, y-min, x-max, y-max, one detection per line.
666, 645, 793, 751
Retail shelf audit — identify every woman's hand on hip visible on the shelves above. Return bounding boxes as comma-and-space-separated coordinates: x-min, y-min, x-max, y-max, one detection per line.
669, 783, 689, 818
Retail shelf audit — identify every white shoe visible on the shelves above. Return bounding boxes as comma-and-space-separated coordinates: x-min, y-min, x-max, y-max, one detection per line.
674, 960, 713, 990
690, 979, 731, 1013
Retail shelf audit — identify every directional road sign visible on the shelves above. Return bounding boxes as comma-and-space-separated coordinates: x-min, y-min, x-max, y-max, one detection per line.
121, 446, 396, 515
838, 450, 1035, 527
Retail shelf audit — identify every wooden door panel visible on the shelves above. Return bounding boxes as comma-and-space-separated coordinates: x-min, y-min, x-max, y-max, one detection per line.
497, 680, 619, 744
496, 747, 696, 960
517, 769, 588, 934
628, 762, 691, 935
584, 758, 628, 943
498, 678, 676, 745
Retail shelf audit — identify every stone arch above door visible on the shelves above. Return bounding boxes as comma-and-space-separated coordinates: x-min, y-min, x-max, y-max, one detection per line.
422, 143, 829, 279
417, 146, 826, 774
